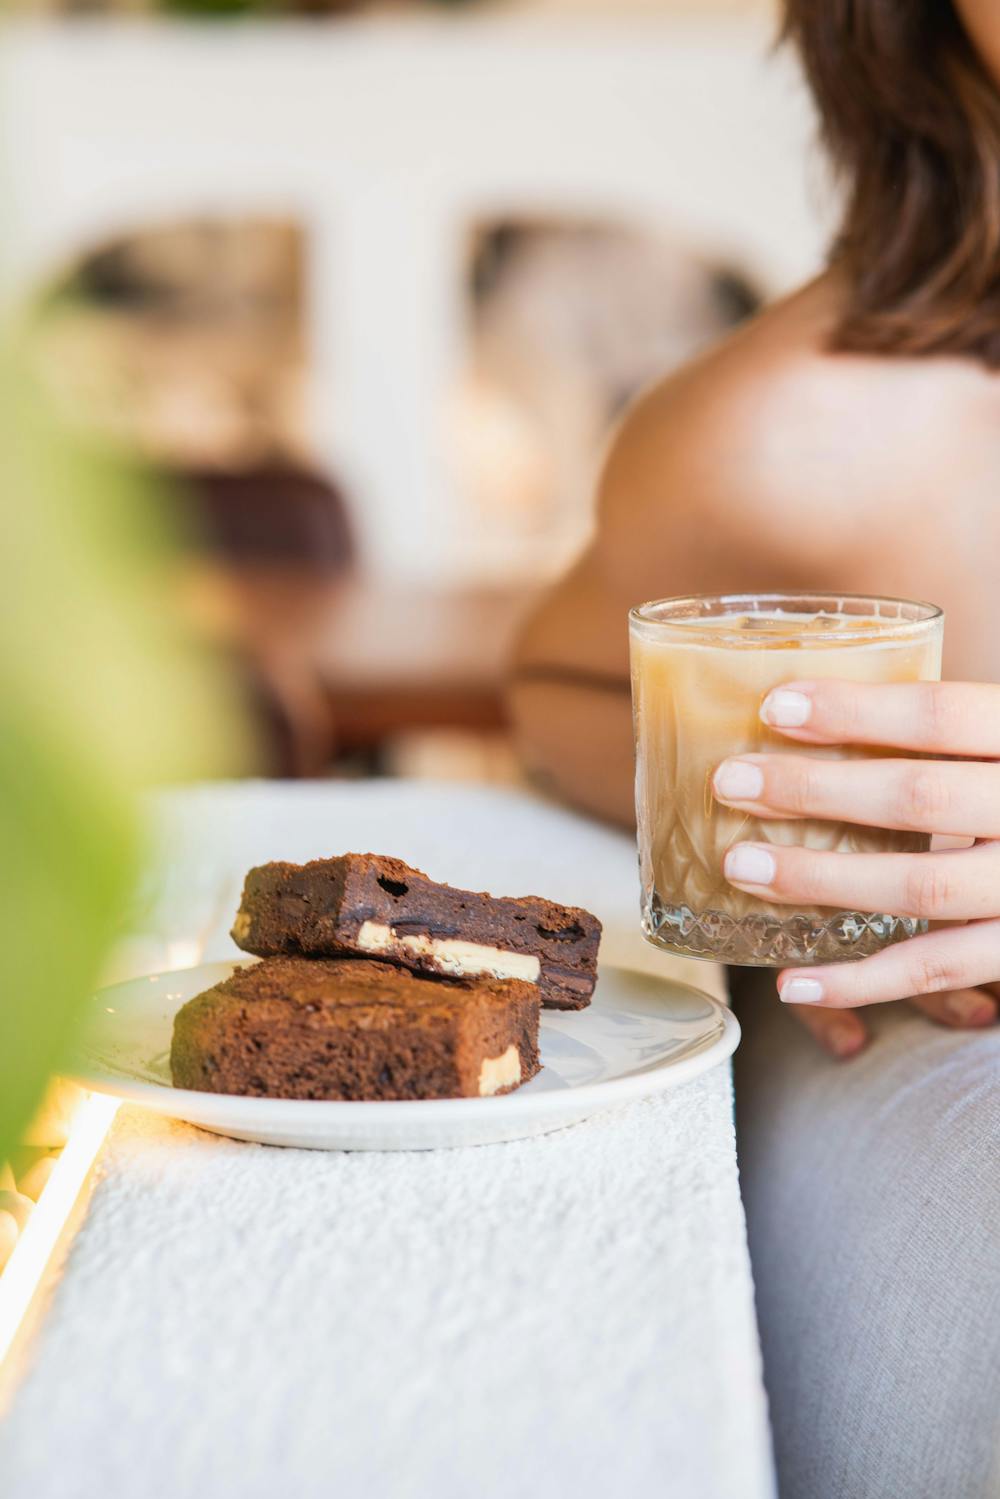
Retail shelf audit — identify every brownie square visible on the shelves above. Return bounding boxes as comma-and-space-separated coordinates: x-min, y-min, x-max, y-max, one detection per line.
231, 853, 602, 1010
170, 957, 541, 1101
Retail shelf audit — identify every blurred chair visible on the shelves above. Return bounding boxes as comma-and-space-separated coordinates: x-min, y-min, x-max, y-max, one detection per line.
175, 463, 355, 777
180, 463, 352, 571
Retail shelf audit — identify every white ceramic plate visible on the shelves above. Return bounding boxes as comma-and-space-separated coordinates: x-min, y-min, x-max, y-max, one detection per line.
73, 960, 739, 1151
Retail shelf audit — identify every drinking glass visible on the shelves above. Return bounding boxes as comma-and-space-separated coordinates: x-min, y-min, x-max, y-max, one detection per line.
630, 592, 945, 965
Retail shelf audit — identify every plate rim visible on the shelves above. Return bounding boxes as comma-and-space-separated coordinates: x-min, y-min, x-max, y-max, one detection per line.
72, 960, 740, 1122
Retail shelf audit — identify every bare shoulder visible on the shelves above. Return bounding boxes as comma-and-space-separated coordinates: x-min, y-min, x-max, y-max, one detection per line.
595, 275, 969, 591
610, 280, 838, 452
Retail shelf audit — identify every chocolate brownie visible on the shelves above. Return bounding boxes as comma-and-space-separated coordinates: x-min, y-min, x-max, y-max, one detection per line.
231, 854, 602, 1010
170, 957, 541, 1101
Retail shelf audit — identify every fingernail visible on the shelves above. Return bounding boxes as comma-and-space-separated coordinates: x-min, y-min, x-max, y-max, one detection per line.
946, 991, 997, 1026
713, 760, 764, 802
725, 844, 776, 886
780, 977, 825, 1005
761, 689, 812, 728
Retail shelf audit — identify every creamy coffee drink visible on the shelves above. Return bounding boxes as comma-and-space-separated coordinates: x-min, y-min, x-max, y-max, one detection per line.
630, 595, 944, 965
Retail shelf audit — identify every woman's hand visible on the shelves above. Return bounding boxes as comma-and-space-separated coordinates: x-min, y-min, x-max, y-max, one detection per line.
712, 680, 1000, 1058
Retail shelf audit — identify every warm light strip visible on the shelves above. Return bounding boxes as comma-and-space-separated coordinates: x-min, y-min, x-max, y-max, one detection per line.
0, 1092, 120, 1372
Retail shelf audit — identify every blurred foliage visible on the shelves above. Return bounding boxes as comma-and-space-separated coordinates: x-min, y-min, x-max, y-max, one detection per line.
156, 0, 481, 15
156, 0, 483, 15
0, 329, 245, 1167
159, 0, 272, 17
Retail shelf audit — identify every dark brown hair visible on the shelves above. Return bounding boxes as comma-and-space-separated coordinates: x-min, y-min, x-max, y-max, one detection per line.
784, 1, 1000, 365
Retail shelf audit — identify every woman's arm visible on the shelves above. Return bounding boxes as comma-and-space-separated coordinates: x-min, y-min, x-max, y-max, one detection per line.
508, 548, 636, 828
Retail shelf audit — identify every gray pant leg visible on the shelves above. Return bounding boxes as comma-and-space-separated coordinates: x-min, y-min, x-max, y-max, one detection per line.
734, 975, 1000, 1499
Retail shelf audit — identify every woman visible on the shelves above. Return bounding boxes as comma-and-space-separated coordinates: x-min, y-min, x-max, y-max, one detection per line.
510, 4, 1000, 1496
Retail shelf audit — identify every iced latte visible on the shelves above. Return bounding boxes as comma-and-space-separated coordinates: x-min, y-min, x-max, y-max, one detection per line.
630, 594, 945, 965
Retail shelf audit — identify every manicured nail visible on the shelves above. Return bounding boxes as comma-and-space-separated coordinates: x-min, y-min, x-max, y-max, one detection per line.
724, 845, 776, 886
945, 991, 997, 1026
779, 977, 825, 1005
713, 760, 764, 802
761, 689, 812, 728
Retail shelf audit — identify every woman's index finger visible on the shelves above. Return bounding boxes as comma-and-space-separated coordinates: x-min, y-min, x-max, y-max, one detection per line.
760, 680, 1000, 758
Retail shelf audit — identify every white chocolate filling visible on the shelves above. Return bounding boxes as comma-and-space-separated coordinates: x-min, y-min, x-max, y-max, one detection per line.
478, 1045, 522, 1097
356, 921, 541, 984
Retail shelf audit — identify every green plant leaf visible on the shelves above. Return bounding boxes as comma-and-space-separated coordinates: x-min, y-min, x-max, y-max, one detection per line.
0, 331, 244, 1164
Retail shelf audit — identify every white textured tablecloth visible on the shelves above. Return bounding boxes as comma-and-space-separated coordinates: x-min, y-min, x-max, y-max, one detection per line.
0, 782, 774, 1499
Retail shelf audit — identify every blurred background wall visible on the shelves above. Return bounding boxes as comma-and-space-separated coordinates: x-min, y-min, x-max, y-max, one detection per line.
0, 0, 827, 783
